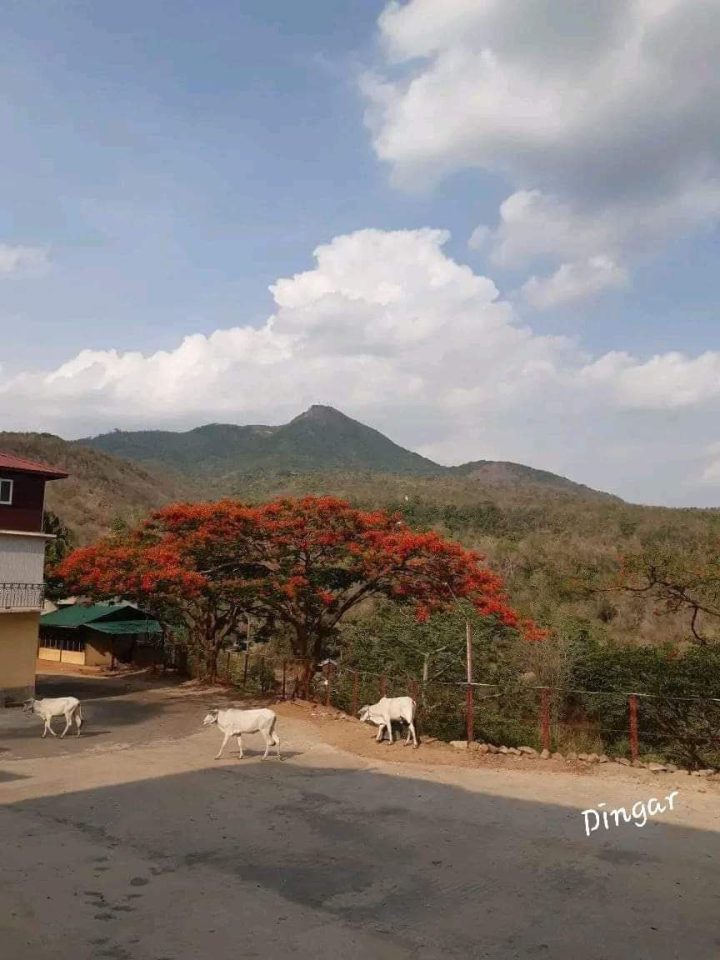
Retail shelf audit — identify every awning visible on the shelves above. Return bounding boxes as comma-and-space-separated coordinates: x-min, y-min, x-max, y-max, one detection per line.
86, 619, 162, 636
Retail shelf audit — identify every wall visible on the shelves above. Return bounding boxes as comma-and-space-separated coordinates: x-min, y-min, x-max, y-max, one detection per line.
0, 532, 47, 586
0, 611, 38, 704
0, 472, 45, 533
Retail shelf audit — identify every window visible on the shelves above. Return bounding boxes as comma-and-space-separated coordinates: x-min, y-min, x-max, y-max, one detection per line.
0, 478, 12, 505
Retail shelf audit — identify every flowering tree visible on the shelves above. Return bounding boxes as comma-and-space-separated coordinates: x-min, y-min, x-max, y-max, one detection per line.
59, 496, 540, 680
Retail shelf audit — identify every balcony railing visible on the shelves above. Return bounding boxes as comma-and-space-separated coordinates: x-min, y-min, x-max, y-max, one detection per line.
0, 582, 44, 610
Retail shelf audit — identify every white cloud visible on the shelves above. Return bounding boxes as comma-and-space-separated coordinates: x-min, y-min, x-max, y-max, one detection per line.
0, 244, 47, 274
3, 227, 720, 505
364, 0, 720, 304
521, 256, 628, 310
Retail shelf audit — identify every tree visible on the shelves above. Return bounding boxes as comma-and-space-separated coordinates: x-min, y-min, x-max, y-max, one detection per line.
59, 496, 540, 682
613, 537, 720, 645
42, 511, 76, 600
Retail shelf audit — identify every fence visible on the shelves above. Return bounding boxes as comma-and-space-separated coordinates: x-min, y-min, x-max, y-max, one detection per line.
211, 652, 720, 770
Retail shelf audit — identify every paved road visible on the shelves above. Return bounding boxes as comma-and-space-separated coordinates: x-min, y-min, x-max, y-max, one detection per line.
1, 675, 719, 959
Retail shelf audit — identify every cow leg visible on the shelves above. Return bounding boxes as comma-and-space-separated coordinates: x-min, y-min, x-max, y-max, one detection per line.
236, 735, 244, 759
272, 731, 281, 760
407, 720, 418, 748
42, 720, 49, 738
46, 719, 57, 738
375, 724, 384, 742
215, 732, 230, 759
60, 714, 72, 738
261, 731, 271, 760
385, 719, 393, 744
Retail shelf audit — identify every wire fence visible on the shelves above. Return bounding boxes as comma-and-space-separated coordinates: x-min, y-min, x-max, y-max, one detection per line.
207, 651, 720, 770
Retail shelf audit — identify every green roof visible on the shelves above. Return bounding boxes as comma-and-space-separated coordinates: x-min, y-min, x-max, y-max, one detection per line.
86, 619, 162, 636
40, 603, 134, 628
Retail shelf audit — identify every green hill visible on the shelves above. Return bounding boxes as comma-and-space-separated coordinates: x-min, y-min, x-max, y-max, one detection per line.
78, 404, 608, 497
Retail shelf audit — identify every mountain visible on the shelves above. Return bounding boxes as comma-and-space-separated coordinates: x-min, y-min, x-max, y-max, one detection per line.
0, 432, 180, 544
448, 460, 618, 502
79, 405, 443, 479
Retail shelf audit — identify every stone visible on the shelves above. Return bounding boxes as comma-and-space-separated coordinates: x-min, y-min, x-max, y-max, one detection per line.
566, 751, 578, 761
577, 753, 590, 762
540, 749, 551, 760
470, 742, 490, 754
587, 753, 600, 763
598, 755, 610, 763
507, 747, 522, 756
647, 763, 667, 773
664, 763, 678, 772
519, 746, 538, 756
615, 757, 632, 766
551, 752, 564, 761
486, 744, 499, 754
632, 760, 646, 768
497, 745, 509, 754
450, 741, 468, 750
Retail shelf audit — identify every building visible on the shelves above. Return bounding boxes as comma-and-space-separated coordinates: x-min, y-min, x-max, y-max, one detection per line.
39, 601, 162, 669
0, 450, 68, 705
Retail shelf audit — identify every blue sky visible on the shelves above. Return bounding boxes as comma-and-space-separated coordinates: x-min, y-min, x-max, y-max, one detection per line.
1, 1, 720, 506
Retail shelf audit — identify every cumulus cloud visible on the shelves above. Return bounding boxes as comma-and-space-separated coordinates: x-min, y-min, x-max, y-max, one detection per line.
364, 0, 720, 303
521, 256, 628, 310
3, 227, 720, 505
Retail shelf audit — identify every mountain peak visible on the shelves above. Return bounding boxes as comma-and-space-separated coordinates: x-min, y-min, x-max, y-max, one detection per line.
291, 404, 348, 424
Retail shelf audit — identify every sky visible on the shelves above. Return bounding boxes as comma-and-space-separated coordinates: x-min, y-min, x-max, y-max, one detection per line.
1, 0, 720, 507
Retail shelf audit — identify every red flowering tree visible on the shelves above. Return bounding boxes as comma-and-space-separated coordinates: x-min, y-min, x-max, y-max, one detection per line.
59, 496, 540, 681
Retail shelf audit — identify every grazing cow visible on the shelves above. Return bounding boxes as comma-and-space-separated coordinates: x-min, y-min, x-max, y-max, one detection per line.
358, 696, 418, 747
23, 697, 83, 738
202, 707, 281, 760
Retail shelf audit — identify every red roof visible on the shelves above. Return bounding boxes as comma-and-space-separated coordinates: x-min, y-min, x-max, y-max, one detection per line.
0, 450, 68, 480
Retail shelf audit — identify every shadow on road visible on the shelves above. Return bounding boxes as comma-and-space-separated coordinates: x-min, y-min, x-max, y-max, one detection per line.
5, 761, 719, 959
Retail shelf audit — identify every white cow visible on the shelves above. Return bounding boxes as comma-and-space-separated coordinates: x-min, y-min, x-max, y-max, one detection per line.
23, 697, 83, 738
358, 696, 418, 748
202, 707, 281, 760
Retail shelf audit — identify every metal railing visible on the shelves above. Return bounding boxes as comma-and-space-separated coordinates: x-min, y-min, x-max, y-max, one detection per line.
0, 582, 44, 610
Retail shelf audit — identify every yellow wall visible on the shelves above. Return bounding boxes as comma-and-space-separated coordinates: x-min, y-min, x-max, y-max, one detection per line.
0, 612, 39, 705
84, 638, 112, 667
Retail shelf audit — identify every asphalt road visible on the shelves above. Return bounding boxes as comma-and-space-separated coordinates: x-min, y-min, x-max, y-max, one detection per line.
1, 674, 719, 959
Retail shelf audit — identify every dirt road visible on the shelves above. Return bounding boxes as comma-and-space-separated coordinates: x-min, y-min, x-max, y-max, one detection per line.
1, 673, 719, 959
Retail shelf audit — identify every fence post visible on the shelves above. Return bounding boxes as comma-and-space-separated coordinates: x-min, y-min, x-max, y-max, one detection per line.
540, 687, 551, 753
281, 659, 287, 700
380, 674, 387, 697
242, 651, 249, 686
226, 651, 232, 683
351, 670, 359, 716
629, 694, 639, 763
325, 664, 332, 708
466, 684, 474, 743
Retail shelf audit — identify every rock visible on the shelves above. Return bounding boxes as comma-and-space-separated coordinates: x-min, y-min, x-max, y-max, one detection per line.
577, 753, 590, 762
507, 747, 522, 756
647, 763, 667, 773
450, 740, 468, 750
692, 768, 716, 777
664, 763, 678, 772
615, 757, 632, 766
486, 744, 499, 754
587, 753, 600, 763
598, 755, 610, 764
497, 745, 509, 755
519, 746, 538, 757
551, 752, 564, 761
540, 749, 551, 760
566, 751, 578, 761
470, 742, 489, 754
632, 760, 646, 768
